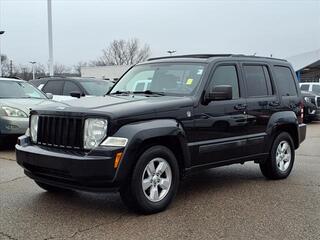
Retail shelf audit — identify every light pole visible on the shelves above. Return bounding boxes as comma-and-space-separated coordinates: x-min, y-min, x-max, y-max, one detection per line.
167, 50, 176, 56
29, 61, 36, 80
0, 30, 5, 77
47, 0, 54, 76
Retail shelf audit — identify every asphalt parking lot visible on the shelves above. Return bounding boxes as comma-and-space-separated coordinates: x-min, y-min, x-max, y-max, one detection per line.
0, 123, 319, 240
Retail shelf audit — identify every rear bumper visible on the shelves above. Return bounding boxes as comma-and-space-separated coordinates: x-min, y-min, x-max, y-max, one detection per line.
298, 123, 307, 145
16, 136, 125, 192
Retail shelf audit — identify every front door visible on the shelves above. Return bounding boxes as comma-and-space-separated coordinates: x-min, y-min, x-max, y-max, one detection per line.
193, 63, 247, 165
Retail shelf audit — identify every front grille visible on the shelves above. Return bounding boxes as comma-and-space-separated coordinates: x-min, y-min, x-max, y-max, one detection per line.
37, 115, 84, 149
317, 97, 320, 108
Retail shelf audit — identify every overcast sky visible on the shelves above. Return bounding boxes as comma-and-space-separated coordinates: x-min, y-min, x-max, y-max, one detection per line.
0, 0, 319, 68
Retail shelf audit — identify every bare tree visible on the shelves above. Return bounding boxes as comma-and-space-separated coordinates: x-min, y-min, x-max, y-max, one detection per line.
54, 63, 71, 75
73, 61, 88, 76
96, 38, 151, 66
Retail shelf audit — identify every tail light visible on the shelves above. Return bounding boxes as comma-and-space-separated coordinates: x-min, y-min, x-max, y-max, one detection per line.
298, 101, 304, 124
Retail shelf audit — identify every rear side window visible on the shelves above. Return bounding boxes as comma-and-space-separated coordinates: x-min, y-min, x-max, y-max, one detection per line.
209, 65, 240, 99
243, 65, 273, 97
42, 81, 64, 95
274, 66, 297, 96
300, 84, 310, 91
63, 81, 81, 95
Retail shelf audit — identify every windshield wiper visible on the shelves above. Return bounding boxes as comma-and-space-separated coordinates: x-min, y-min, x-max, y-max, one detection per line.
132, 90, 165, 96
110, 90, 131, 95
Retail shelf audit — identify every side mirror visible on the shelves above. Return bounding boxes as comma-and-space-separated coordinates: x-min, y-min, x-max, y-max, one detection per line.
70, 91, 84, 98
206, 85, 233, 102
46, 93, 53, 99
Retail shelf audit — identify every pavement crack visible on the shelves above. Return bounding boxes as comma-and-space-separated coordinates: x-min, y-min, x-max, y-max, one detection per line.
68, 212, 127, 239
0, 231, 19, 240
0, 176, 26, 185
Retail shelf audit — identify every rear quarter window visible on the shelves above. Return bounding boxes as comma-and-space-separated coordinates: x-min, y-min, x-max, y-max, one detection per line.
273, 66, 298, 96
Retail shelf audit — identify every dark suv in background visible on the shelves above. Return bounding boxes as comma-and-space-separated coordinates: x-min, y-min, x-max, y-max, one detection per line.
30, 77, 114, 101
16, 54, 306, 214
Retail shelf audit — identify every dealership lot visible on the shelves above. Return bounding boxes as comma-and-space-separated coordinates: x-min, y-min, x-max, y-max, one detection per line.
0, 122, 319, 240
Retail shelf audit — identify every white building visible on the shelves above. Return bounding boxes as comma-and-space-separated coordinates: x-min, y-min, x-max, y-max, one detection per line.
81, 65, 131, 81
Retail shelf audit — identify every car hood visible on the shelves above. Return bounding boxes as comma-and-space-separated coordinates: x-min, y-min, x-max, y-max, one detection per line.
33, 95, 194, 119
0, 98, 55, 116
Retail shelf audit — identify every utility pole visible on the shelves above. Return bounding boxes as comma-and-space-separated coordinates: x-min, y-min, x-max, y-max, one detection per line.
0, 30, 5, 77
30, 61, 36, 80
9, 60, 12, 76
47, 0, 54, 76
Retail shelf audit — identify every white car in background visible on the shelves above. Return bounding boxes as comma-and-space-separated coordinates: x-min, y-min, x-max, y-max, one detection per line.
299, 82, 320, 120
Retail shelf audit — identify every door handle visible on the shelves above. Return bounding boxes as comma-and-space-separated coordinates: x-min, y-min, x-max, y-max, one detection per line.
269, 101, 280, 107
234, 104, 247, 110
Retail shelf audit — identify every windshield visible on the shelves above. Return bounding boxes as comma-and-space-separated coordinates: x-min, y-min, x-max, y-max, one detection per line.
80, 80, 113, 95
110, 63, 206, 96
0, 81, 47, 99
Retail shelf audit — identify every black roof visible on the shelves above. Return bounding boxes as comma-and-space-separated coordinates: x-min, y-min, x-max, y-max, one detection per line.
32, 76, 97, 82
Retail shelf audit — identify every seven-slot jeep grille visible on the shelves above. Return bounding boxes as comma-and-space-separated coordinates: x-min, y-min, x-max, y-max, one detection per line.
37, 115, 84, 149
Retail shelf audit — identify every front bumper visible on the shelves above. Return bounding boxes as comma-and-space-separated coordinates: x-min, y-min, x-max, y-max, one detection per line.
0, 116, 28, 135
16, 135, 125, 192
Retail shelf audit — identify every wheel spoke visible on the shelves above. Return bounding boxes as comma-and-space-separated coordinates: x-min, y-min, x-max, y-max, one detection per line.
156, 161, 168, 174
149, 186, 159, 201
146, 161, 155, 175
279, 160, 284, 171
159, 178, 170, 190
142, 178, 152, 191
281, 143, 288, 152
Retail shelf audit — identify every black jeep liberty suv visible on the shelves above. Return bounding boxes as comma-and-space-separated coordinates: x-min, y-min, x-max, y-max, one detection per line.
16, 54, 307, 214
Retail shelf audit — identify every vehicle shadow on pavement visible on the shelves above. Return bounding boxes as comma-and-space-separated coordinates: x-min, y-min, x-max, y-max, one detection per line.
26, 163, 265, 216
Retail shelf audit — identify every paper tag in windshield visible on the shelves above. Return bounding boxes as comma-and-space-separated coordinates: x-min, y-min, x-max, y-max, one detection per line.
186, 78, 193, 85
197, 69, 203, 75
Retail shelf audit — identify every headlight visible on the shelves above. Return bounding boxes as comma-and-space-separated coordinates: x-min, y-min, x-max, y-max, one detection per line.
84, 118, 108, 149
304, 97, 311, 103
30, 115, 39, 143
0, 106, 28, 118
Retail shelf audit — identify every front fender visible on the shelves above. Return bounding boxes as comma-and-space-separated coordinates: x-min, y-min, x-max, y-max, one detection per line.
111, 119, 190, 185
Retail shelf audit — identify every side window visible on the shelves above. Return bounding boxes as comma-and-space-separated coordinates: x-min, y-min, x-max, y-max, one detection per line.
312, 85, 320, 94
42, 81, 64, 95
209, 65, 240, 99
274, 66, 298, 96
243, 65, 272, 97
300, 84, 310, 91
63, 81, 81, 95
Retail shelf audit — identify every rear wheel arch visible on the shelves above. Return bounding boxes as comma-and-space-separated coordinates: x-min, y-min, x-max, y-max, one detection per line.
273, 124, 299, 149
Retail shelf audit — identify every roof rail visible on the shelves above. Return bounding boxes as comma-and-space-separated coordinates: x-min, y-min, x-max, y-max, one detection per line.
147, 54, 287, 62
147, 54, 232, 61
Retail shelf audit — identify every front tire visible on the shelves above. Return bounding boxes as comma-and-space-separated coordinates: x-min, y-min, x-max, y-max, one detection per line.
120, 145, 179, 214
260, 132, 295, 179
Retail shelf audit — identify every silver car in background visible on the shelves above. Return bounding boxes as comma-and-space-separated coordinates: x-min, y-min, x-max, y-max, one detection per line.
0, 78, 54, 145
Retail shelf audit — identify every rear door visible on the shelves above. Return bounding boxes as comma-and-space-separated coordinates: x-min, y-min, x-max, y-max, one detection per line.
240, 62, 279, 155
272, 65, 301, 118
193, 62, 247, 165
